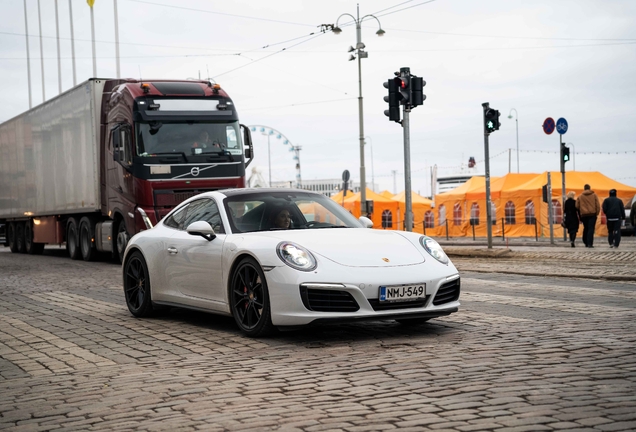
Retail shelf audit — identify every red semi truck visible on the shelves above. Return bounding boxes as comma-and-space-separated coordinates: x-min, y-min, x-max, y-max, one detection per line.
0, 78, 253, 262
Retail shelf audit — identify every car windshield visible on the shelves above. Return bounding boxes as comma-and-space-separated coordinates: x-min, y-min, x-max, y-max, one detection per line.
224, 191, 363, 233
136, 121, 242, 157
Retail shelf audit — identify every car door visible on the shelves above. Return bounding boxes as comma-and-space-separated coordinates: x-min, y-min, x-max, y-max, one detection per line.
164, 198, 226, 306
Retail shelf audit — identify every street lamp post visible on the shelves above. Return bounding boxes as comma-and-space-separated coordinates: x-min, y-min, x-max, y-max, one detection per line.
508, 108, 519, 173
567, 142, 575, 171
330, 6, 384, 215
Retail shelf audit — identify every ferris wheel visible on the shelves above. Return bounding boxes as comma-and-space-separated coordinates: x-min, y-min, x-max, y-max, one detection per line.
248, 125, 302, 188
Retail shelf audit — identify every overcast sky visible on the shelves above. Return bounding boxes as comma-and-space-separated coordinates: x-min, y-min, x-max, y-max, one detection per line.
1, 0, 635, 195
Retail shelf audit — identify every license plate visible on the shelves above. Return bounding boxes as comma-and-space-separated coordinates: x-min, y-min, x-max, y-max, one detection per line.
379, 283, 427, 302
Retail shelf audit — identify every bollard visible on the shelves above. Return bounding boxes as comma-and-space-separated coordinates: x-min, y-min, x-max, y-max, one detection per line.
445, 219, 449, 240
535, 219, 539, 241
423, 220, 426, 236
472, 222, 475, 240
501, 218, 505, 242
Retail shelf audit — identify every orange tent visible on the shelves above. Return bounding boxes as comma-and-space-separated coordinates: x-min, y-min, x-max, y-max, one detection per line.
330, 189, 355, 205
379, 190, 395, 199
429, 176, 496, 237
335, 188, 400, 230
500, 171, 636, 238
391, 191, 433, 234
428, 171, 636, 239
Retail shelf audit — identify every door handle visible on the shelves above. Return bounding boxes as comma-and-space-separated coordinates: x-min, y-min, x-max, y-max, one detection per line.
167, 247, 178, 255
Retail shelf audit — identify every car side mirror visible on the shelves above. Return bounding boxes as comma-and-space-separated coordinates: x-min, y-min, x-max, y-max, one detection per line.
240, 124, 254, 167
359, 216, 373, 228
186, 221, 216, 241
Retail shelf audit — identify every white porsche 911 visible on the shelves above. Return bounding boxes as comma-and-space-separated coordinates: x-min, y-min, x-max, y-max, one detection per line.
123, 189, 460, 337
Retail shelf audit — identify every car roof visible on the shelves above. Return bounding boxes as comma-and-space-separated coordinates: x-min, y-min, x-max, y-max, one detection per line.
217, 188, 322, 197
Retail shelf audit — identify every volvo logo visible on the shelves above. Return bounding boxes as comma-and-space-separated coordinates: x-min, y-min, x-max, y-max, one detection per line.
190, 167, 200, 177
382, 258, 390, 262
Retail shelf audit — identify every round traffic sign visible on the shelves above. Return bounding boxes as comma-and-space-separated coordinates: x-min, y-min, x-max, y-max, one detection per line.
542, 117, 555, 135
342, 169, 350, 182
556, 117, 568, 135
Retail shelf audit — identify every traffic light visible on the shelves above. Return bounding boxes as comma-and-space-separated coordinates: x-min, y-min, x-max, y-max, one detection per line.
484, 107, 501, 133
383, 78, 401, 122
560, 144, 570, 172
562, 145, 570, 163
397, 74, 411, 105
411, 76, 426, 107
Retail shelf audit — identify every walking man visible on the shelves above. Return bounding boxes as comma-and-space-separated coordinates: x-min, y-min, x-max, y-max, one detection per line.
602, 189, 625, 248
576, 184, 600, 248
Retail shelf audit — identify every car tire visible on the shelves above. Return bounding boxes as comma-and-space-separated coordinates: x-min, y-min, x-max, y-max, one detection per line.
79, 217, 96, 261
24, 220, 44, 255
15, 222, 26, 253
395, 318, 431, 325
123, 250, 155, 317
230, 257, 275, 337
66, 218, 81, 260
8, 222, 18, 253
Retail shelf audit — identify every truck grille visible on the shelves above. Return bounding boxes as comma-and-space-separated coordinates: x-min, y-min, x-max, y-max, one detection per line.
300, 287, 360, 312
154, 190, 201, 207
432, 278, 461, 306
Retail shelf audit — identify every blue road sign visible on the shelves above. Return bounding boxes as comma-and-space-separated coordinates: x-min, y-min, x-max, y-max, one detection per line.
556, 117, 568, 135
543, 117, 555, 135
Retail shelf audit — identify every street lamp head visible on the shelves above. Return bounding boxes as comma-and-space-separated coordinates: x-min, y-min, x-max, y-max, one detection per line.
348, 54, 356, 61
332, 26, 342, 35
507, 115, 513, 119
348, 46, 355, 53
376, 28, 386, 37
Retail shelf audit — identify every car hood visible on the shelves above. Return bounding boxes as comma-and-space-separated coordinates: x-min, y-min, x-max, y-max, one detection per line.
258, 228, 425, 267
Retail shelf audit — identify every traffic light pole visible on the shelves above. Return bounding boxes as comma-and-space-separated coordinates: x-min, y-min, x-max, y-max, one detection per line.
403, 106, 413, 232
482, 103, 493, 249
357, 51, 367, 215
560, 134, 567, 241
547, 172, 555, 245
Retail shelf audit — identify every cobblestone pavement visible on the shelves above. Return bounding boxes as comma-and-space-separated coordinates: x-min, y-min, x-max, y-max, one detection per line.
1, 248, 636, 431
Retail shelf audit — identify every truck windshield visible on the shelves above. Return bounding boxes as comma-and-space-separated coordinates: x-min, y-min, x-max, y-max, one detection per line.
136, 121, 242, 157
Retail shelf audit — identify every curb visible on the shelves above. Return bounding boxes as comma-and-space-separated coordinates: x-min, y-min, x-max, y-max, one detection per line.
462, 268, 636, 282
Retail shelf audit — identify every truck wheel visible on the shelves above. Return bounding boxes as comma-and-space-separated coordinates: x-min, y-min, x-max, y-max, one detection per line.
15, 223, 26, 253
8, 223, 18, 253
24, 220, 45, 255
79, 217, 96, 261
66, 218, 81, 260
113, 219, 129, 264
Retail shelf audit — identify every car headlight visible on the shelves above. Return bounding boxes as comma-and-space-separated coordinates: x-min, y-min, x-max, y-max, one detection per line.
419, 236, 449, 265
276, 242, 317, 271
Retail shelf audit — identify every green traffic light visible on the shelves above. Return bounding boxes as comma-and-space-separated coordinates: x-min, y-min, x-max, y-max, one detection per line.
487, 121, 494, 129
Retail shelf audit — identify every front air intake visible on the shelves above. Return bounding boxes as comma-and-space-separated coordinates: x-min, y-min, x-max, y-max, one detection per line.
300, 288, 360, 312
432, 278, 461, 306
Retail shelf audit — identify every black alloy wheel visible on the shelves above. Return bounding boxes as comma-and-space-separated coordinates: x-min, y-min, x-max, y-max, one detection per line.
8, 223, 17, 253
123, 251, 154, 317
230, 257, 274, 337
79, 217, 96, 261
15, 223, 26, 253
66, 218, 81, 260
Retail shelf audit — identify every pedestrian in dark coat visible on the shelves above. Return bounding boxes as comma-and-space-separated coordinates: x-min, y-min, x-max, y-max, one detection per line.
564, 191, 579, 247
602, 189, 625, 248
576, 184, 601, 248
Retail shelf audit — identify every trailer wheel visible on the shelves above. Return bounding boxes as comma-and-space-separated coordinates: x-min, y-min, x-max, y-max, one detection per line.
8, 223, 18, 253
15, 223, 26, 253
113, 219, 129, 264
79, 217, 96, 261
66, 218, 81, 260
25, 220, 44, 255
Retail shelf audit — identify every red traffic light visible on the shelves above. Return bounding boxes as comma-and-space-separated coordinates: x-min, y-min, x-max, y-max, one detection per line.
400, 79, 407, 88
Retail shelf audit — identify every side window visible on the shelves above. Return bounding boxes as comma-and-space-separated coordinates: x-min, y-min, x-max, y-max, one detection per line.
112, 126, 132, 166
179, 199, 225, 234
181, 200, 210, 229
200, 200, 225, 234
164, 203, 190, 229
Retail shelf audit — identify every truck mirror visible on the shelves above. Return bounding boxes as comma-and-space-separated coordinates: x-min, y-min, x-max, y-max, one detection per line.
111, 124, 122, 161
240, 124, 254, 167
